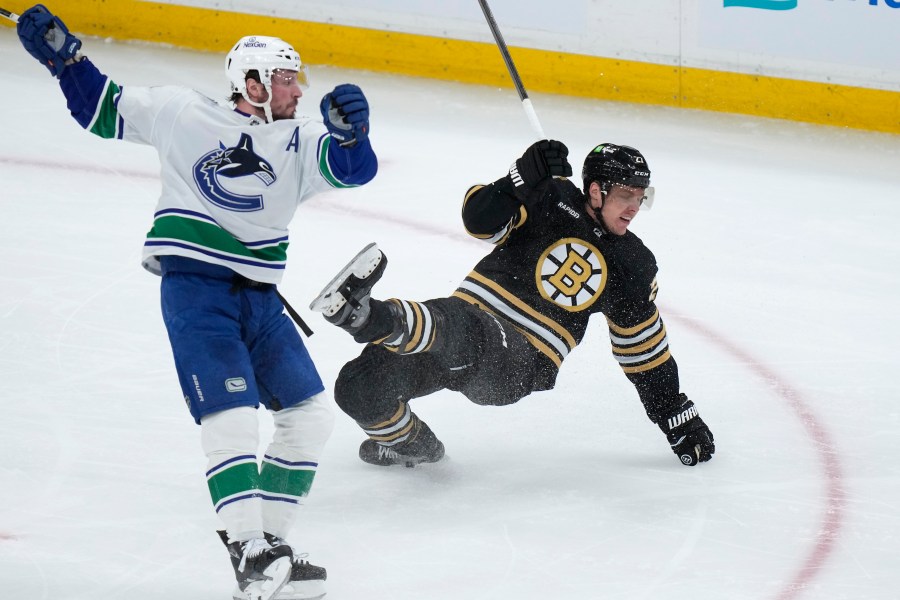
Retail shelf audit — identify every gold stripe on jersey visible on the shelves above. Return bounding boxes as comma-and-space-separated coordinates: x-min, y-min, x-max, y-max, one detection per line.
614, 326, 667, 355
452, 290, 563, 368
516, 328, 563, 368
607, 308, 660, 336
453, 284, 570, 363
468, 272, 576, 348
361, 403, 415, 446
606, 310, 672, 373
462, 185, 524, 245
453, 270, 576, 366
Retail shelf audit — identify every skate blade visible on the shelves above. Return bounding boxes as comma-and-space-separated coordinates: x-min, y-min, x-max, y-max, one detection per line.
273, 579, 327, 600
309, 242, 382, 316
237, 556, 293, 600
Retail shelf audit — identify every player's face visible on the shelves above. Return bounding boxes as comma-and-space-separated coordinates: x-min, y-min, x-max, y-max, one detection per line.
599, 184, 644, 235
268, 69, 303, 120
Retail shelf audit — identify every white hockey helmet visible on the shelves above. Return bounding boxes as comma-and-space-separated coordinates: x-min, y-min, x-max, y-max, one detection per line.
225, 35, 307, 94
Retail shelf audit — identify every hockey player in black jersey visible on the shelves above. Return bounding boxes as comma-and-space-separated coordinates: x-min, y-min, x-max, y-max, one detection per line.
311, 140, 715, 468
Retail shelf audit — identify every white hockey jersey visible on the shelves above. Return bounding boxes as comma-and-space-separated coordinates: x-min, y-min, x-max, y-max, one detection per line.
69, 70, 374, 284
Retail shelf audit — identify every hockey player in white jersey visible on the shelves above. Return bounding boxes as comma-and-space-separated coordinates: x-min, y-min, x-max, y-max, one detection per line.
15, 4, 378, 600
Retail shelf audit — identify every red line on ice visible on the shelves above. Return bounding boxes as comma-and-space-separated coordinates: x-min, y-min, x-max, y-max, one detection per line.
6, 156, 845, 598
663, 312, 846, 600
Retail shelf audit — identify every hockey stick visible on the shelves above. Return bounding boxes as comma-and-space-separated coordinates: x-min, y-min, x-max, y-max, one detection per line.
476, 0, 546, 140
0, 7, 20, 22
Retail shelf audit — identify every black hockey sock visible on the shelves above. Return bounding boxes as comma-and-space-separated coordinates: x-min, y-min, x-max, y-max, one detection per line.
350, 298, 399, 344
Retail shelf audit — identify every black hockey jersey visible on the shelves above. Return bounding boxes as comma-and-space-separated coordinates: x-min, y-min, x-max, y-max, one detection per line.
454, 175, 681, 421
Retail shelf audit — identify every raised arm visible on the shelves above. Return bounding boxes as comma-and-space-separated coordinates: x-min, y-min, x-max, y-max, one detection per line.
462, 140, 571, 243
319, 84, 377, 186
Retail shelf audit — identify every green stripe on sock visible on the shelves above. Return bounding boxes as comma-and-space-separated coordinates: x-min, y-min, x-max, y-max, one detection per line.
259, 462, 316, 498
207, 461, 259, 505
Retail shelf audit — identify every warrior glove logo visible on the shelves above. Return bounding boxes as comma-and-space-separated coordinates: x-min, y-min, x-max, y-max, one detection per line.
509, 162, 524, 188
192, 133, 276, 212
536, 238, 607, 312
668, 405, 698, 431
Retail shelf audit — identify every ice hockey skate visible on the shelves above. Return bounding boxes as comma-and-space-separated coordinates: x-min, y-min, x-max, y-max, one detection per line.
264, 533, 327, 600
359, 419, 445, 468
309, 242, 386, 332
218, 531, 293, 600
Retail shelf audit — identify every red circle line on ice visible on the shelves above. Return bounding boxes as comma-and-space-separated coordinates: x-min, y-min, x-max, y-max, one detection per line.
3, 157, 846, 598
663, 311, 845, 600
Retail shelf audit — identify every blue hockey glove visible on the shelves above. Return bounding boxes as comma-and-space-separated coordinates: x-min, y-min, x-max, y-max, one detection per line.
17, 4, 82, 78
320, 83, 370, 148
508, 140, 572, 207
659, 394, 715, 466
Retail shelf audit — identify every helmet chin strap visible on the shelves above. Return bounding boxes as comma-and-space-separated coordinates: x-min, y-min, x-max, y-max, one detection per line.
240, 84, 274, 123
584, 185, 610, 234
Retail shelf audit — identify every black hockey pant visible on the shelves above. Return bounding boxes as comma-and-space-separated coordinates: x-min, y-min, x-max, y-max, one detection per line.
333, 297, 537, 425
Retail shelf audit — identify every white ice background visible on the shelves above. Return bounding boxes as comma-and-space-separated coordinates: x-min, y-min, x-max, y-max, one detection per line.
1, 28, 899, 600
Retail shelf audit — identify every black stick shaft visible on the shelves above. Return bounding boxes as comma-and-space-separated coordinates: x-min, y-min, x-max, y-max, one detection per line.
476, 0, 546, 139
1, 7, 20, 22
477, 0, 528, 101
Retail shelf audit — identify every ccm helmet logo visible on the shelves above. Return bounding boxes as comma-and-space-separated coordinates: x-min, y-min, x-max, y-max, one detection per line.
634, 170, 650, 177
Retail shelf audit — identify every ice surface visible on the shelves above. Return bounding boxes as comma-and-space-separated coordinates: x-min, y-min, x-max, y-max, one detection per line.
1, 28, 899, 600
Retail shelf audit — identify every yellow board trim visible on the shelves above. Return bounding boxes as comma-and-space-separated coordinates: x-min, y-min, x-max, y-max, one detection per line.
4, 0, 898, 134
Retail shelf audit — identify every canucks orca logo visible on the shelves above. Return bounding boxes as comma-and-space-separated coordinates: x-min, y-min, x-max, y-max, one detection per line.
192, 133, 275, 212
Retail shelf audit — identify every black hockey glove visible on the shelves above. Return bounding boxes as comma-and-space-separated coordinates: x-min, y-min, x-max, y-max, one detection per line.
659, 394, 715, 466
508, 140, 572, 207
17, 4, 82, 78
320, 83, 370, 148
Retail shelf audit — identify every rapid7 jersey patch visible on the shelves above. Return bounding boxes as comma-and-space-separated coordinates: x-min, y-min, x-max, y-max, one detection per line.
536, 238, 607, 311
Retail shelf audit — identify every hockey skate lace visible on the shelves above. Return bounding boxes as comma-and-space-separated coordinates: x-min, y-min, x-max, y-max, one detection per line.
292, 552, 314, 568
238, 538, 270, 572
268, 537, 313, 567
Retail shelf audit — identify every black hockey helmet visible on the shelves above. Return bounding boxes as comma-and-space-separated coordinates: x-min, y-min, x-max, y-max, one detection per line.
581, 143, 652, 197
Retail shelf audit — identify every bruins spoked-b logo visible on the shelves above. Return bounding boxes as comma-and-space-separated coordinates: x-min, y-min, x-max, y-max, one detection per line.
192, 133, 275, 212
536, 238, 607, 312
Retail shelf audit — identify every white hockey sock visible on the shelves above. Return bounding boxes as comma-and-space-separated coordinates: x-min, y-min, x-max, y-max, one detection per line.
261, 393, 334, 538
201, 406, 264, 540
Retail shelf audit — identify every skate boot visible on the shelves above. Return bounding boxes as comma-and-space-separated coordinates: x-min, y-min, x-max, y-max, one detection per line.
264, 533, 327, 600
310, 242, 386, 333
217, 530, 293, 600
359, 418, 445, 468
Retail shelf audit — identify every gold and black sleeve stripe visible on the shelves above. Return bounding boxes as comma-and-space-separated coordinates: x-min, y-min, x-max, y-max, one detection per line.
606, 308, 672, 374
